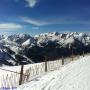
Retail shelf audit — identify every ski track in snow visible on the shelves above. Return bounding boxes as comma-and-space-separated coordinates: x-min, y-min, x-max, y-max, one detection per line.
18, 55, 90, 90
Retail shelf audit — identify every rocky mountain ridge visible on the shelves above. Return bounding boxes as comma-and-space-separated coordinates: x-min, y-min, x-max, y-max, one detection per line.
0, 32, 90, 66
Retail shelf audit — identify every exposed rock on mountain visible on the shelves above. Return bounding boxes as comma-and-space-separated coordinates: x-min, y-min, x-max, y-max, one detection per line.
0, 32, 89, 66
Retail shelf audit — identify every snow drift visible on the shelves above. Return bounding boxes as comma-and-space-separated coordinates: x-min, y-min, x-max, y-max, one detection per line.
18, 55, 90, 90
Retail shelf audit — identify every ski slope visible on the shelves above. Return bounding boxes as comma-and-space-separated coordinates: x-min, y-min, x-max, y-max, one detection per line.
18, 55, 90, 90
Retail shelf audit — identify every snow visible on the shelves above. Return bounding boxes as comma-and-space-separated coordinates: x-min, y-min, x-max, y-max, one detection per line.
0, 32, 89, 66
10, 46, 22, 54
35, 32, 90, 47
18, 55, 90, 90
0, 59, 60, 87
64, 37, 75, 44
0, 32, 89, 48
22, 38, 34, 46
0, 56, 75, 88
0, 64, 32, 88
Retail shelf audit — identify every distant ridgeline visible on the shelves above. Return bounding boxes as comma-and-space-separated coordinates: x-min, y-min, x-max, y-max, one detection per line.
0, 32, 90, 66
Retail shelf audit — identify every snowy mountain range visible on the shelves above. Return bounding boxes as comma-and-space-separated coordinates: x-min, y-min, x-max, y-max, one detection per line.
0, 32, 90, 66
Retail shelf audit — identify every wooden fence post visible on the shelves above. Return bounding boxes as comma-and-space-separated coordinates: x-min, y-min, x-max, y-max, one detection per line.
19, 65, 24, 85
62, 56, 64, 65
45, 56, 47, 72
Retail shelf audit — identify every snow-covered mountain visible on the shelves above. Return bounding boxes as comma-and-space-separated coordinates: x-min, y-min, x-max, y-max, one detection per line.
35, 32, 90, 47
0, 32, 89, 66
0, 34, 34, 66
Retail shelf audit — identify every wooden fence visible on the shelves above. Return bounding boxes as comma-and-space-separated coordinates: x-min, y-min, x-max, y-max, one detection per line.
0, 51, 89, 89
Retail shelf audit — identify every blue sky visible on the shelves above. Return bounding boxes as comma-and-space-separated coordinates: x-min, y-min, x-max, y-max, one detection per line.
0, 0, 90, 35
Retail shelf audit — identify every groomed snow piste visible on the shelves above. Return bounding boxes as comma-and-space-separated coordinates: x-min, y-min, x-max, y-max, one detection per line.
18, 55, 90, 90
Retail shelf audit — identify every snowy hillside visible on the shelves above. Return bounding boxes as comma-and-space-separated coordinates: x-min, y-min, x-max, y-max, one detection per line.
18, 55, 90, 90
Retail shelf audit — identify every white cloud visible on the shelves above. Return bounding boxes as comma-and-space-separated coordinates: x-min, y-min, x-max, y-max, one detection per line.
0, 23, 22, 29
21, 17, 48, 26
25, 0, 38, 8
21, 16, 90, 27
